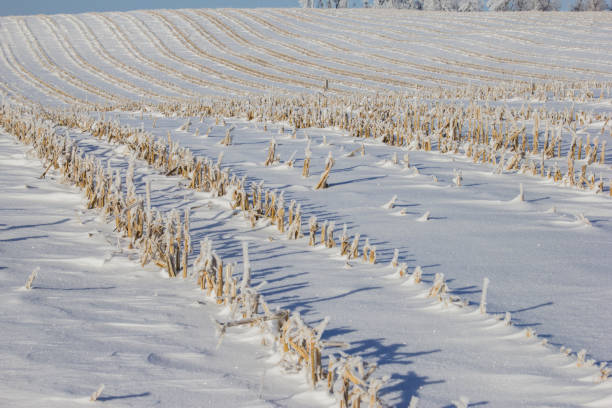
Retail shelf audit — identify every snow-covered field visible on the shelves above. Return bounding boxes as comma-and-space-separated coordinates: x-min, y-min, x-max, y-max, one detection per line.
0, 8, 611, 408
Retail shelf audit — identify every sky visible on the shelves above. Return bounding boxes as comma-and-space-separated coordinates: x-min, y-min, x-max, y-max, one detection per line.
0, 0, 297, 17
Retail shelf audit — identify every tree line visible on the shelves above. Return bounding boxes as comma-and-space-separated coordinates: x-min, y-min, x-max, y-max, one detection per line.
299, 0, 610, 11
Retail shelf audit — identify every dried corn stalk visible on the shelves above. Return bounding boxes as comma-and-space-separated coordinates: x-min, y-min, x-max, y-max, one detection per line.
315, 152, 334, 190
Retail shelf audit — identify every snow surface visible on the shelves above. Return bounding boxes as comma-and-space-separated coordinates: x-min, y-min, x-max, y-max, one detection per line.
0, 8, 612, 408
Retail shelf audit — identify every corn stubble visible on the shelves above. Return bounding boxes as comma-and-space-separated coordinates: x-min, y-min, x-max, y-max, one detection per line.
2, 105, 391, 407
3, 71, 611, 404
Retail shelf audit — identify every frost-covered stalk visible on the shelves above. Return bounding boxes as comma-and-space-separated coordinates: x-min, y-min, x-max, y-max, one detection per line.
479, 277, 490, 314
319, 220, 327, 246
453, 169, 462, 187
302, 153, 311, 178
339, 224, 349, 255
363, 238, 370, 261
308, 216, 318, 246
286, 150, 296, 167
397, 262, 408, 277
428, 273, 447, 297
182, 208, 190, 278
145, 179, 151, 212
276, 193, 285, 233
220, 127, 232, 146
599, 363, 611, 382
164, 213, 177, 278
126, 157, 135, 200
532, 114, 539, 154
194, 239, 208, 286
287, 200, 296, 225
410, 266, 423, 284
417, 211, 431, 222
241, 242, 251, 291
179, 118, 191, 132
215, 257, 224, 304
25, 267, 39, 290
576, 349, 587, 367
452, 396, 470, 408
326, 221, 336, 248
90, 384, 105, 401
349, 233, 360, 259
315, 152, 334, 190
390, 248, 399, 268
504, 311, 512, 326
517, 183, 525, 202
369, 246, 377, 264
264, 138, 276, 166
287, 204, 302, 240
383, 195, 397, 209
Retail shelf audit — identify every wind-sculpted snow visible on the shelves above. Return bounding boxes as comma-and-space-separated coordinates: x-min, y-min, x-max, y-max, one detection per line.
0, 8, 612, 408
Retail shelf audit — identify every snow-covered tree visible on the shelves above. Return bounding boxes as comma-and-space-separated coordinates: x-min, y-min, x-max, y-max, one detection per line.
571, 0, 608, 9
513, 0, 533, 9
593, 0, 609, 8
424, 0, 480, 9
298, 0, 315, 7
458, 0, 483, 10
487, 0, 562, 10
442, 0, 461, 10
532, 0, 560, 10
375, 0, 423, 8
487, 0, 513, 10
405, 0, 425, 8
423, 0, 444, 9
339, 0, 350, 6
